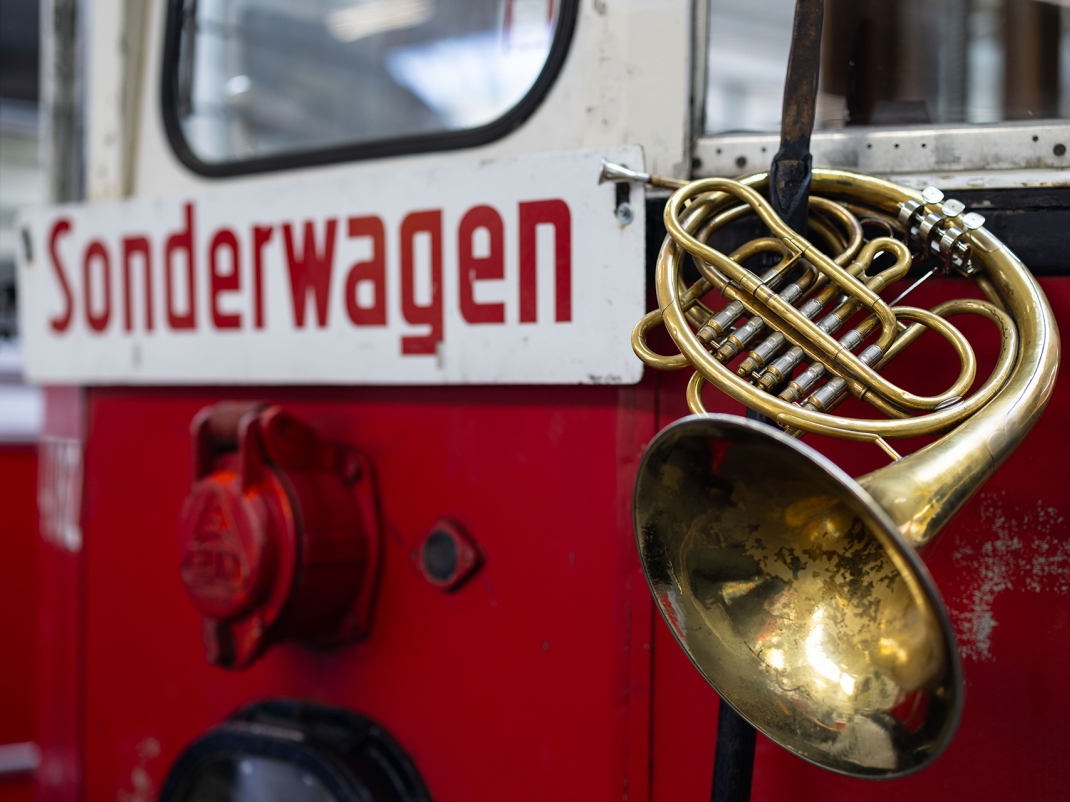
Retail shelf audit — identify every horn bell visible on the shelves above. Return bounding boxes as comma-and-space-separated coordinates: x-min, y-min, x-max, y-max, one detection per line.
634, 414, 962, 778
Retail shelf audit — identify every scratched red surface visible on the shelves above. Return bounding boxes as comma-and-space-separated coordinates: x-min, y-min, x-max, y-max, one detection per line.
42, 277, 1069, 801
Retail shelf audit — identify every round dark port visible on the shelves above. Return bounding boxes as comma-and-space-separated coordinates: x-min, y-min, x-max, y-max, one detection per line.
1055, 143, 1067, 157
735, 155, 747, 169
422, 528, 458, 582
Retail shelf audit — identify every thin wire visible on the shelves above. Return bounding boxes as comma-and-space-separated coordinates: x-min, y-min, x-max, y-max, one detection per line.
888, 266, 940, 307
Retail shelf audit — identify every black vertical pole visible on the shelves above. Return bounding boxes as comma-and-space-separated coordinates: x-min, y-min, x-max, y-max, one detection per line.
710, 700, 757, 802
714, 3, 824, 801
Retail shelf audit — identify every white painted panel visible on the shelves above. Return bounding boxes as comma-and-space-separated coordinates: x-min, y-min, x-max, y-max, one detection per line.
17, 147, 646, 386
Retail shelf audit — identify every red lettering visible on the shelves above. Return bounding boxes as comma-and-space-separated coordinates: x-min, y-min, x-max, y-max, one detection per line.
252, 225, 273, 329
519, 199, 572, 323
166, 203, 196, 330
83, 240, 111, 332
400, 210, 443, 355
209, 229, 241, 329
122, 237, 153, 332
283, 219, 336, 328
344, 216, 386, 326
48, 219, 74, 332
458, 205, 505, 324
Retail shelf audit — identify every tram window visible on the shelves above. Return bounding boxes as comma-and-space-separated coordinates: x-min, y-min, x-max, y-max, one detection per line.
163, 0, 574, 173
705, 0, 1070, 134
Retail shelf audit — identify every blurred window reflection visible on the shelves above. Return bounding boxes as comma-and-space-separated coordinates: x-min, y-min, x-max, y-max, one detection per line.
173, 0, 564, 164
705, 0, 1070, 134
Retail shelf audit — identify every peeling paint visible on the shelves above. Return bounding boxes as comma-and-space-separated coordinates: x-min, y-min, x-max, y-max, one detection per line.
116, 737, 160, 802
948, 493, 1068, 662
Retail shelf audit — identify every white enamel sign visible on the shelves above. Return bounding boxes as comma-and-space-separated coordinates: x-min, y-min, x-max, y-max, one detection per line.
17, 148, 645, 385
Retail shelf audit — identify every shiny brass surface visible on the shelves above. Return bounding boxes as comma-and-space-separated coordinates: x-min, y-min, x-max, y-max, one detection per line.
635, 415, 958, 776
617, 164, 1061, 777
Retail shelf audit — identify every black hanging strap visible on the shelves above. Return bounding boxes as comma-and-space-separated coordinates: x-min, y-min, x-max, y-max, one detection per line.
769, 0, 824, 237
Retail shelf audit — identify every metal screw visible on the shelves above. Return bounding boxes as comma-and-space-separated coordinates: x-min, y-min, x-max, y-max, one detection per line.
615, 202, 635, 226
341, 453, 363, 483
274, 417, 291, 438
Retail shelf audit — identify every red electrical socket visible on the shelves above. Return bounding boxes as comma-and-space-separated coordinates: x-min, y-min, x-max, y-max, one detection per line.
177, 402, 381, 668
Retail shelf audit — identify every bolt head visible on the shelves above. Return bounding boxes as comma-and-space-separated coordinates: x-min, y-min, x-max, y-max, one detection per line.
341, 452, 364, 483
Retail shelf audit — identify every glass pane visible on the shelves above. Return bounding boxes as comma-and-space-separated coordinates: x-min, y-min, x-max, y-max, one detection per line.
178, 755, 338, 802
175, 0, 562, 163
705, 0, 1070, 134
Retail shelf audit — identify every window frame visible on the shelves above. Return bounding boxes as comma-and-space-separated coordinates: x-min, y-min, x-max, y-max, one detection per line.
159, 0, 580, 178
693, 121, 1070, 185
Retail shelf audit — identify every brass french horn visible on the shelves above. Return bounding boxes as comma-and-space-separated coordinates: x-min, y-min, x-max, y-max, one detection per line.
608, 161, 1060, 777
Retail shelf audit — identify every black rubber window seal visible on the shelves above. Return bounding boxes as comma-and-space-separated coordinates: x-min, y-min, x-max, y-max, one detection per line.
159, 0, 581, 179
159, 699, 431, 802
